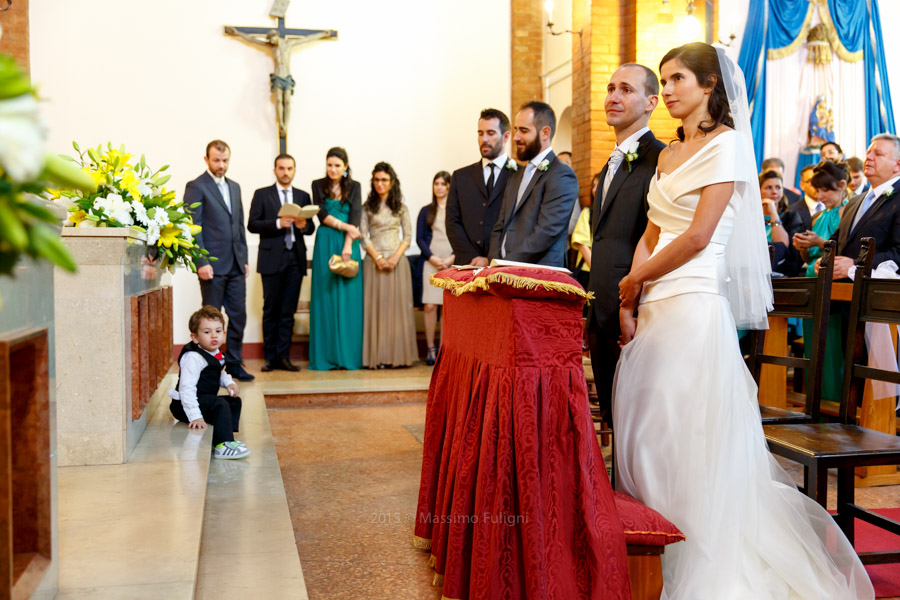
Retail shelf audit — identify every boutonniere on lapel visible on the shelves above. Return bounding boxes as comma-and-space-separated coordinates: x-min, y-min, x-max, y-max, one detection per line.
624, 141, 640, 172
505, 159, 518, 172
885, 188, 895, 199
537, 159, 551, 172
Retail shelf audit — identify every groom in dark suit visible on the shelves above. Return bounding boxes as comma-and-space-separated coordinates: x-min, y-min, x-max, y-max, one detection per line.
488, 101, 578, 267
587, 64, 665, 416
446, 108, 513, 266
248, 154, 315, 372
820, 134, 900, 279
184, 140, 253, 381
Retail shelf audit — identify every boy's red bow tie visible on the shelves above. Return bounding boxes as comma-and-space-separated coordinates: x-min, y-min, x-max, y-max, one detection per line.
214, 350, 224, 361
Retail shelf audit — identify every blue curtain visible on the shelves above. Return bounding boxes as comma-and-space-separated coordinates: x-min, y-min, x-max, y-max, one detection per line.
863, 0, 896, 137
738, 0, 895, 165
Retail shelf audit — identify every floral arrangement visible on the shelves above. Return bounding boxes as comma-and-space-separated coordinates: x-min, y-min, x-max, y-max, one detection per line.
52, 143, 211, 273
0, 53, 95, 296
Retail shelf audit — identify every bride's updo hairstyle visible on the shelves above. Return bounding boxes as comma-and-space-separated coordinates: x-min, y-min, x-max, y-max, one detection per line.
659, 42, 734, 141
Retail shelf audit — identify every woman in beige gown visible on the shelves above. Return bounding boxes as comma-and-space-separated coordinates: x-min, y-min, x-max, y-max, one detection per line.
360, 162, 418, 368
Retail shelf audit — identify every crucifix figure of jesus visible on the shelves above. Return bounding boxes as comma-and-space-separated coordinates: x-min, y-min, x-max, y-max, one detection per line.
225, 2, 337, 152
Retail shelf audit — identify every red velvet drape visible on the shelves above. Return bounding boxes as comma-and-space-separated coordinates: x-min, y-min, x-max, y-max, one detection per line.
415, 269, 632, 600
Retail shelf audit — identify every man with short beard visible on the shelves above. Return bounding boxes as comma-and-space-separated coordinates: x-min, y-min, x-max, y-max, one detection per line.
446, 108, 512, 266
489, 101, 578, 267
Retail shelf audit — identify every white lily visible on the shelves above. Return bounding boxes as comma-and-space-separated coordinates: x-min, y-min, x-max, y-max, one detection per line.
0, 94, 46, 182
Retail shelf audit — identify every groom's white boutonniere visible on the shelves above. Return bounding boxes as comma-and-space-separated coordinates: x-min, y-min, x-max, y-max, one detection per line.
505, 158, 518, 172
625, 141, 640, 172
537, 159, 550, 172
885, 188, 895, 199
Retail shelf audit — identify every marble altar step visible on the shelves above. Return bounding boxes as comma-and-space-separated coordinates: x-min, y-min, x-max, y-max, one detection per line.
56, 373, 307, 599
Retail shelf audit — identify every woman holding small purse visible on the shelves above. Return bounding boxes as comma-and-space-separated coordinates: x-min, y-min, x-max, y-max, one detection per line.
309, 147, 364, 370
361, 162, 418, 368
416, 171, 454, 365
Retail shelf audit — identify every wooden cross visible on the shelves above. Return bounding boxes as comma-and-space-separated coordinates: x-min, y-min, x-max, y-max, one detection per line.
225, 1, 337, 154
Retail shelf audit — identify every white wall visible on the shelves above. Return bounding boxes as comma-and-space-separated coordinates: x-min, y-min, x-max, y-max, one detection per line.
543, 0, 572, 152
31, 0, 511, 344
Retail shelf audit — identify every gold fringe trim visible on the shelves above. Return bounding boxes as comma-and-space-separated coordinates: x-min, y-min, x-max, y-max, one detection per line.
412, 535, 433, 550
433, 572, 444, 587
624, 529, 686, 541
430, 272, 595, 303
816, 2, 863, 63
428, 554, 436, 567
768, 4, 815, 61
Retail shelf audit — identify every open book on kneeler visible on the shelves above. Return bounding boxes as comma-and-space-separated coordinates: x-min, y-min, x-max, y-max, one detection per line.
277, 203, 319, 219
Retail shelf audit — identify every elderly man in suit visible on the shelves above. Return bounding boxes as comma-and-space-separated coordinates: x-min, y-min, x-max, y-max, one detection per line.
488, 101, 577, 267
248, 154, 315, 372
818, 134, 900, 279
446, 108, 513, 267
587, 64, 665, 418
185, 140, 254, 381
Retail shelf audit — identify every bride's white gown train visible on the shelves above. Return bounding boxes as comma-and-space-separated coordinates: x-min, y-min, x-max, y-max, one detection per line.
613, 131, 874, 600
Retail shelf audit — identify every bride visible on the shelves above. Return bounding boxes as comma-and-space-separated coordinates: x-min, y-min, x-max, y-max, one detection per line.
613, 42, 874, 599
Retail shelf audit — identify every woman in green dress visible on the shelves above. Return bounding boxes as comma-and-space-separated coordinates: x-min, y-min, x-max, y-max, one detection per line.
309, 147, 364, 370
792, 160, 851, 402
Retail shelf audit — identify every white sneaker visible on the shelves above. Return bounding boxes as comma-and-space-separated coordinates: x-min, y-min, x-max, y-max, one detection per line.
213, 441, 251, 460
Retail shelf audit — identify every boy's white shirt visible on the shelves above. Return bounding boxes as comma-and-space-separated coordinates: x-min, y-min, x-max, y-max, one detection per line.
168, 348, 235, 423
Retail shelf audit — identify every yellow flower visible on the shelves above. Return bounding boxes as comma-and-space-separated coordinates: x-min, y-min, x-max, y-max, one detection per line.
120, 169, 141, 201
68, 210, 88, 225
189, 224, 202, 236
158, 224, 181, 248
84, 167, 105, 186
105, 149, 133, 175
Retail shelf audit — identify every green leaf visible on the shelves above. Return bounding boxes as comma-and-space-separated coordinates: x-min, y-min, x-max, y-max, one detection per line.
58, 154, 77, 162
72, 141, 81, 152
15, 199, 58, 223
158, 164, 169, 172
87, 148, 100, 164
0, 202, 29, 249
28, 224, 77, 272
152, 174, 171, 186
189, 202, 202, 209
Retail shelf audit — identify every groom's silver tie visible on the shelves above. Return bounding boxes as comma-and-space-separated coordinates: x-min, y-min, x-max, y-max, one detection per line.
601, 149, 625, 209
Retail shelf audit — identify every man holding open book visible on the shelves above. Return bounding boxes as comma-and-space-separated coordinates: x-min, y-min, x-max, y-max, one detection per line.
248, 153, 317, 372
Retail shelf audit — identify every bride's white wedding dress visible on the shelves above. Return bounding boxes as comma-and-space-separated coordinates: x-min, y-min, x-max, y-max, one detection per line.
613, 130, 874, 599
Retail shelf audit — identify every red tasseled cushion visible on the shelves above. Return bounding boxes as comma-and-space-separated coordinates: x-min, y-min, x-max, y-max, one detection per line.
614, 491, 685, 547
430, 266, 589, 303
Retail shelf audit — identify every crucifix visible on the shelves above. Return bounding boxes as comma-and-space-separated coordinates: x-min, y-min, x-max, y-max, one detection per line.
225, 0, 337, 154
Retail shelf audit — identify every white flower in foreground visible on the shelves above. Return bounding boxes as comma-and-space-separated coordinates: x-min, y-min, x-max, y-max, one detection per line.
94, 193, 133, 226
149, 206, 170, 226
138, 179, 153, 197
131, 200, 150, 226
0, 94, 46, 181
178, 223, 193, 241
146, 221, 160, 245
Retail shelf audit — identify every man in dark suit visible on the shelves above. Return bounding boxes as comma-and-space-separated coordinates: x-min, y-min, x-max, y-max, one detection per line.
446, 108, 513, 266
185, 140, 253, 381
247, 154, 315, 372
786, 165, 823, 233
488, 101, 577, 267
820, 134, 900, 279
586, 64, 665, 417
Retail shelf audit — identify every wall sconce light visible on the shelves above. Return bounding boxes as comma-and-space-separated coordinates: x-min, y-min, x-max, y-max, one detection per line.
677, 0, 702, 41
545, 0, 582, 39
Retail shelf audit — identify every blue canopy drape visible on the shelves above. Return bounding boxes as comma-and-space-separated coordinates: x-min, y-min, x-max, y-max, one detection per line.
738, 0, 895, 167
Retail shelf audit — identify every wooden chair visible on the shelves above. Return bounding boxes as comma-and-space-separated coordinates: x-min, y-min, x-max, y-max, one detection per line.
764, 238, 900, 565
748, 241, 835, 424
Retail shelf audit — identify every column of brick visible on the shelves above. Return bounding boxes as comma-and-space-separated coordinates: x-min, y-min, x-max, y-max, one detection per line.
511, 0, 545, 121
0, 0, 29, 75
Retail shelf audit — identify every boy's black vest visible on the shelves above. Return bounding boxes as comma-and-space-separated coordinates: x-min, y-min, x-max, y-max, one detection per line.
176, 342, 223, 397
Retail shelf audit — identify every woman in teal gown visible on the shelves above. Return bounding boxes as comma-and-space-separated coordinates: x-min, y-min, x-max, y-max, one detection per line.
309, 147, 364, 370
793, 160, 851, 402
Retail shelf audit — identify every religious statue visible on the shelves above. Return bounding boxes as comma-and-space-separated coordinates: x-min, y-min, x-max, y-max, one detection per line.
808, 96, 836, 147
224, 26, 335, 138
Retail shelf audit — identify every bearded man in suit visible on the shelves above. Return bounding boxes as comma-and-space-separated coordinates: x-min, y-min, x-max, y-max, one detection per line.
185, 140, 254, 381
587, 64, 665, 418
488, 101, 578, 267
446, 108, 513, 267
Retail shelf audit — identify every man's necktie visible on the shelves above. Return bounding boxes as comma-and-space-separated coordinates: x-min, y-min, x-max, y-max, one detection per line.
503, 163, 537, 258
283, 189, 294, 250
851, 189, 877, 231
486, 163, 496, 197
601, 149, 625, 209
218, 180, 231, 214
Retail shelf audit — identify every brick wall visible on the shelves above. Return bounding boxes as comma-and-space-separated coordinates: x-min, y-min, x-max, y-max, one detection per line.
511, 0, 544, 120
0, 0, 29, 76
